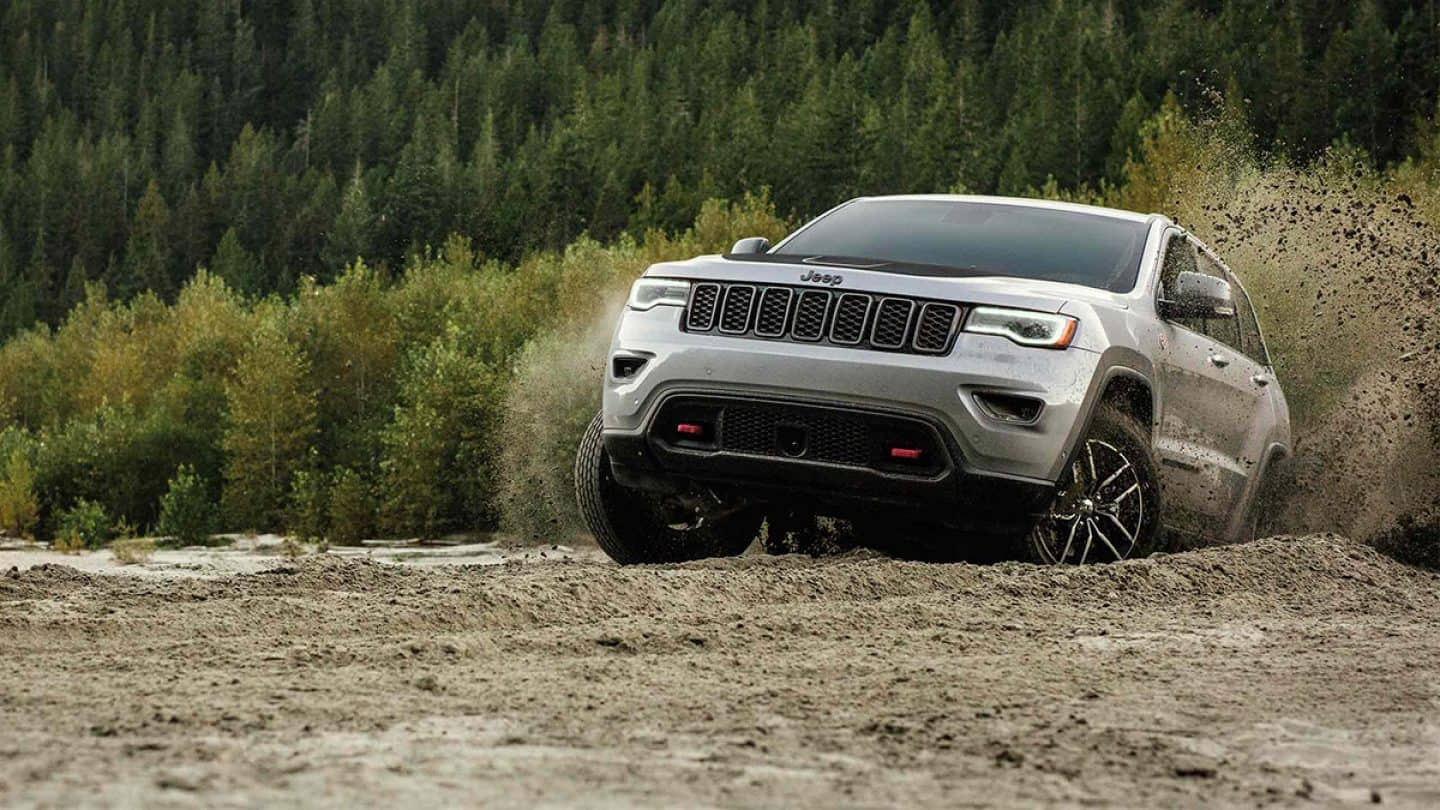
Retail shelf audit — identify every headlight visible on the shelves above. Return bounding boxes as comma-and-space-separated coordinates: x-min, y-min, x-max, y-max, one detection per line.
964, 306, 1078, 349
627, 278, 691, 310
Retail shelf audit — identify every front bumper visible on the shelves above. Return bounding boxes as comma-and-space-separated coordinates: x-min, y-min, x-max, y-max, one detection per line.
603, 393, 1053, 531
605, 305, 1104, 483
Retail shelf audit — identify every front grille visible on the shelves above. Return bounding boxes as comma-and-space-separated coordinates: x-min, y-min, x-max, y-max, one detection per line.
754, 288, 792, 337
686, 283, 720, 330
718, 285, 756, 333
683, 283, 963, 354
914, 303, 961, 354
792, 290, 830, 341
871, 298, 914, 349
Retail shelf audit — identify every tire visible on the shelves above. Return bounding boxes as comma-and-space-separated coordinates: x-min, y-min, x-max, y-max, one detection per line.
1239, 452, 1288, 542
575, 411, 761, 564
1025, 403, 1163, 565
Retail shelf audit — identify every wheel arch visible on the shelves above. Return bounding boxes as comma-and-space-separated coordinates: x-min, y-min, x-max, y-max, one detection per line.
1050, 356, 1159, 483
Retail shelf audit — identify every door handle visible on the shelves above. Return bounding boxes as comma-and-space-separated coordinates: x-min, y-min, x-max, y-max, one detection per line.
1251, 373, 1270, 387
1208, 351, 1231, 368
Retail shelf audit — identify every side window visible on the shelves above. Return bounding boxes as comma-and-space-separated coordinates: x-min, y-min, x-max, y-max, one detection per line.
1228, 271, 1267, 364
1194, 248, 1240, 351
1159, 234, 1204, 334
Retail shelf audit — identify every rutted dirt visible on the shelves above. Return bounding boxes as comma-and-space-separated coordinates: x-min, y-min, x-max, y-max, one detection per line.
3, 536, 1438, 807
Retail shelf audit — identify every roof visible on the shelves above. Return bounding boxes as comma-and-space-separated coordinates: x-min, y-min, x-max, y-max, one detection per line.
849, 194, 1156, 224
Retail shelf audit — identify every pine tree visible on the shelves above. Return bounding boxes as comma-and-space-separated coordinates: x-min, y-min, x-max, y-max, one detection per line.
325, 163, 373, 269
125, 180, 173, 298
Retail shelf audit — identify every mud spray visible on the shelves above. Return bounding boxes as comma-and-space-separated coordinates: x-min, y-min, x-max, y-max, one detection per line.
1165, 154, 1440, 567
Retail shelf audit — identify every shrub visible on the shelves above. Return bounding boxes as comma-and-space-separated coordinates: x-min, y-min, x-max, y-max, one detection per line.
286, 465, 328, 543
112, 536, 156, 565
57, 498, 110, 549
0, 448, 39, 539
327, 467, 372, 545
156, 464, 218, 546
53, 532, 85, 554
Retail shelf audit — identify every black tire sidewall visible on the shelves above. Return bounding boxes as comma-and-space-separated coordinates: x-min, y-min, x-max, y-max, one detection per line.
574, 412, 758, 564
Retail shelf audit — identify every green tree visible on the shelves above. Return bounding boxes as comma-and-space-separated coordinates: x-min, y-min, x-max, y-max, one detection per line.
0, 448, 39, 539
221, 317, 317, 530
379, 334, 500, 538
125, 180, 173, 298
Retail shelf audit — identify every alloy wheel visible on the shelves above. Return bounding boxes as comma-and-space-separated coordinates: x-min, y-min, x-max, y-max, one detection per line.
1030, 438, 1146, 564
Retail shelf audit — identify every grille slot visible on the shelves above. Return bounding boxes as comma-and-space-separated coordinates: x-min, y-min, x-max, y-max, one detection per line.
791, 290, 830, 341
718, 285, 756, 333
829, 294, 872, 344
686, 283, 720, 331
870, 298, 914, 349
913, 303, 960, 353
722, 405, 872, 467
754, 288, 792, 337
682, 282, 961, 355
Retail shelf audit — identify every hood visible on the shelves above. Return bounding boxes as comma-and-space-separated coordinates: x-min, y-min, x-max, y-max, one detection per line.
644, 254, 1128, 313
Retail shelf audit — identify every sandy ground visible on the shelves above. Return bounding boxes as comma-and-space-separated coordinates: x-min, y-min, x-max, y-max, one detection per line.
2, 535, 1439, 808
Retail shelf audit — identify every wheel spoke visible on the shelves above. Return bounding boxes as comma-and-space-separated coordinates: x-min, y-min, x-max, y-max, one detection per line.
1078, 520, 1094, 565
1089, 518, 1124, 561
1086, 442, 1097, 483
1113, 482, 1140, 502
1058, 515, 1081, 563
1094, 461, 1132, 496
1102, 511, 1136, 546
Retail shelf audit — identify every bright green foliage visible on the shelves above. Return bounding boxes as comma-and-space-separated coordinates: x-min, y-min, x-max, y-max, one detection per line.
156, 464, 218, 547
0, 448, 39, 539
221, 318, 318, 530
57, 499, 111, 550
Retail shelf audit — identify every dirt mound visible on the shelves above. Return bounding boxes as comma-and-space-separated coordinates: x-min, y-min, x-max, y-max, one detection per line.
3, 537, 1438, 807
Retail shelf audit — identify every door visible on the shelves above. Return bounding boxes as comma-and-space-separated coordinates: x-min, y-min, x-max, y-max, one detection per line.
1222, 263, 1285, 536
1153, 234, 1268, 537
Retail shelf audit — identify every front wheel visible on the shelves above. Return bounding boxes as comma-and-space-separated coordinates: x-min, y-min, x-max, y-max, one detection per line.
1026, 404, 1162, 565
575, 412, 761, 564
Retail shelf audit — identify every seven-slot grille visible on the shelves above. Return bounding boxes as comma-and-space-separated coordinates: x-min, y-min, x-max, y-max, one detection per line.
683, 282, 962, 354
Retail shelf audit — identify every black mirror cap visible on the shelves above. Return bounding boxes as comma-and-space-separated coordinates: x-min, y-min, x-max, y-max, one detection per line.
729, 237, 771, 255
1160, 270, 1236, 319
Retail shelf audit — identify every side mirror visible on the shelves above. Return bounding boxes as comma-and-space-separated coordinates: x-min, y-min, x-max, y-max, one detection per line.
1160, 271, 1235, 319
729, 237, 771, 255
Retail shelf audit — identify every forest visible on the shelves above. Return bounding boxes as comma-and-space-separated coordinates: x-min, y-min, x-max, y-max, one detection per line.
3, 0, 1440, 333
0, 0, 1438, 548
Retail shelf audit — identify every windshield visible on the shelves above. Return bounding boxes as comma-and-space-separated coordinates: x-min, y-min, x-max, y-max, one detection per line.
772, 200, 1150, 292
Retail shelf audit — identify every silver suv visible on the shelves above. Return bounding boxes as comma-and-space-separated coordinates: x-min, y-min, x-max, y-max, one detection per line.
575, 195, 1290, 564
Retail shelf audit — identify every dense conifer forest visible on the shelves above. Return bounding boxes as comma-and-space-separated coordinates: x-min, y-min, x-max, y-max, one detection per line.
2, 0, 1438, 335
